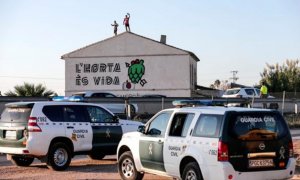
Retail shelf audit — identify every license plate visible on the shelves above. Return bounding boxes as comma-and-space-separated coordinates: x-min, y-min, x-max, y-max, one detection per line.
249, 159, 274, 168
5, 130, 16, 139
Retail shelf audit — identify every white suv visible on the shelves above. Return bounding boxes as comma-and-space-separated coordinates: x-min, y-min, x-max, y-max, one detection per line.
0, 99, 142, 171
117, 101, 295, 180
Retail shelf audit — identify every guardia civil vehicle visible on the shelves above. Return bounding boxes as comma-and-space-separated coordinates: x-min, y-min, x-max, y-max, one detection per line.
117, 100, 295, 180
0, 96, 142, 171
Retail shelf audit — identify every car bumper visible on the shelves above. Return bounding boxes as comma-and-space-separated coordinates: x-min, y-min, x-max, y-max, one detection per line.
206, 158, 296, 180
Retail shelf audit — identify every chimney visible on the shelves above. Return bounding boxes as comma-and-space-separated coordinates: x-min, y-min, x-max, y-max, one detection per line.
160, 35, 166, 44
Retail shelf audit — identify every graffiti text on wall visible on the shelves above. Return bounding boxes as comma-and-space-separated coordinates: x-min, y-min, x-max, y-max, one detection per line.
75, 63, 121, 86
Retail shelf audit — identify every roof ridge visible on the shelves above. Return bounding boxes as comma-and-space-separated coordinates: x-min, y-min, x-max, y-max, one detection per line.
61, 32, 200, 61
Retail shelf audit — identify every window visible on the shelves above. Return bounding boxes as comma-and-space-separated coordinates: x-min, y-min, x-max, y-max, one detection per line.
86, 106, 114, 123
255, 89, 260, 96
193, 114, 223, 137
147, 111, 172, 136
91, 93, 116, 98
43, 106, 64, 122
245, 89, 255, 96
169, 113, 194, 137
228, 112, 287, 141
64, 106, 88, 122
1, 107, 32, 123
224, 89, 240, 95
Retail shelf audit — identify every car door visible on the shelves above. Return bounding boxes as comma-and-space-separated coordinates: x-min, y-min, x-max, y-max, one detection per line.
63, 105, 93, 152
139, 111, 172, 172
86, 105, 122, 154
163, 112, 195, 175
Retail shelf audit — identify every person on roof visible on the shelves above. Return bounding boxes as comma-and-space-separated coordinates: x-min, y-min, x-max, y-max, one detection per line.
111, 20, 119, 36
123, 13, 130, 32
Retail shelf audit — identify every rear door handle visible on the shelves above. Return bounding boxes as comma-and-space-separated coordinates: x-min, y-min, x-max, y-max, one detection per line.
158, 140, 163, 144
67, 126, 74, 129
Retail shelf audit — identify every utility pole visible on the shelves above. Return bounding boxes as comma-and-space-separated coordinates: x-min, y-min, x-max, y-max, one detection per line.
230, 70, 238, 83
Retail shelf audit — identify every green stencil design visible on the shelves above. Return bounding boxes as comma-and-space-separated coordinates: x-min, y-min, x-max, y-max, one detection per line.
128, 59, 145, 84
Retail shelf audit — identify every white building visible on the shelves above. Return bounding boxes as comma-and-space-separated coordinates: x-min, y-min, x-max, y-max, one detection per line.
61, 32, 200, 97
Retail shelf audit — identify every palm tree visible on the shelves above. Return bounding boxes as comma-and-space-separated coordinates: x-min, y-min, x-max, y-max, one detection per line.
5, 82, 57, 97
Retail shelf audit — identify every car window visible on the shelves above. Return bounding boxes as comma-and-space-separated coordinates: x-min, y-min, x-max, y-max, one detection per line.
72, 93, 85, 97
147, 111, 172, 137
227, 112, 287, 141
224, 89, 240, 95
244, 89, 255, 96
193, 114, 223, 138
255, 89, 260, 95
169, 113, 194, 137
1, 107, 32, 123
64, 106, 88, 122
86, 106, 114, 123
91, 93, 115, 98
43, 106, 64, 122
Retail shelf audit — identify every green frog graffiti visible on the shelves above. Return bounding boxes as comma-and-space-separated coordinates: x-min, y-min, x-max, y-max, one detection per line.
124, 59, 147, 89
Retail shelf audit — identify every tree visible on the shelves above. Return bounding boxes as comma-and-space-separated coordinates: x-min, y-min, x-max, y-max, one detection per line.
5, 82, 57, 97
260, 59, 300, 92
210, 79, 229, 90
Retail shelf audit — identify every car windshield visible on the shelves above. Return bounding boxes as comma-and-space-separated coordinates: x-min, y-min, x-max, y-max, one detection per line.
224, 89, 240, 95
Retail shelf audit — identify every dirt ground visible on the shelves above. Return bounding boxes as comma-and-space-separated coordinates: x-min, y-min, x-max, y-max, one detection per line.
0, 155, 172, 179
1, 141, 300, 180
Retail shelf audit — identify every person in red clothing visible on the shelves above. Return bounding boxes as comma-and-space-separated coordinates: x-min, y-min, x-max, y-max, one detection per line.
123, 13, 130, 32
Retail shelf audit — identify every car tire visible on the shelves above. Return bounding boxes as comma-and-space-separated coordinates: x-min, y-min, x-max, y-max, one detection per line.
118, 151, 144, 180
88, 152, 105, 160
47, 142, 71, 171
182, 162, 203, 180
11, 156, 34, 167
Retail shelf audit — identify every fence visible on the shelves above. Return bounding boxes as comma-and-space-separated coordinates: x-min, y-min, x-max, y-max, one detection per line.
0, 95, 299, 116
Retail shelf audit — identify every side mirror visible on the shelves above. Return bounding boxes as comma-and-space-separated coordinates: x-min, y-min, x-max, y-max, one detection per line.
137, 125, 145, 133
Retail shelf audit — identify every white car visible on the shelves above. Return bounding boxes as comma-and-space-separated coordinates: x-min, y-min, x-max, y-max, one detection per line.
222, 87, 276, 107
0, 98, 142, 171
72, 91, 138, 115
117, 101, 295, 180
222, 87, 261, 99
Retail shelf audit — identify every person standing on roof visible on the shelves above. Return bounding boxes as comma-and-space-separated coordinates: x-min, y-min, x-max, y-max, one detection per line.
111, 20, 119, 36
260, 83, 268, 108
123, 13, 130, 32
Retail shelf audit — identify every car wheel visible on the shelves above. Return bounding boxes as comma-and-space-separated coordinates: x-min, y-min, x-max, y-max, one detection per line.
11, 156, 34, 166
88, 152, 105, 160
118, 151, 144, 180
182, 162, 203, 180
47, 142, 71, 171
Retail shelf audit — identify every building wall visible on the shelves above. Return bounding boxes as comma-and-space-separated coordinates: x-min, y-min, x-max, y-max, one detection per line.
65, 55, 192, 97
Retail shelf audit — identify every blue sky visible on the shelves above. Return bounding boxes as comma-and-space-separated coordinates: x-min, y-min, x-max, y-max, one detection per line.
0, 0, 299, 95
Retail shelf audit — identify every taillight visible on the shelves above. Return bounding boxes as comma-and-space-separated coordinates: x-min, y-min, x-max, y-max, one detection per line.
218, 141, 229, 161
289, 141, 294, 158
28, 117, 42, 132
